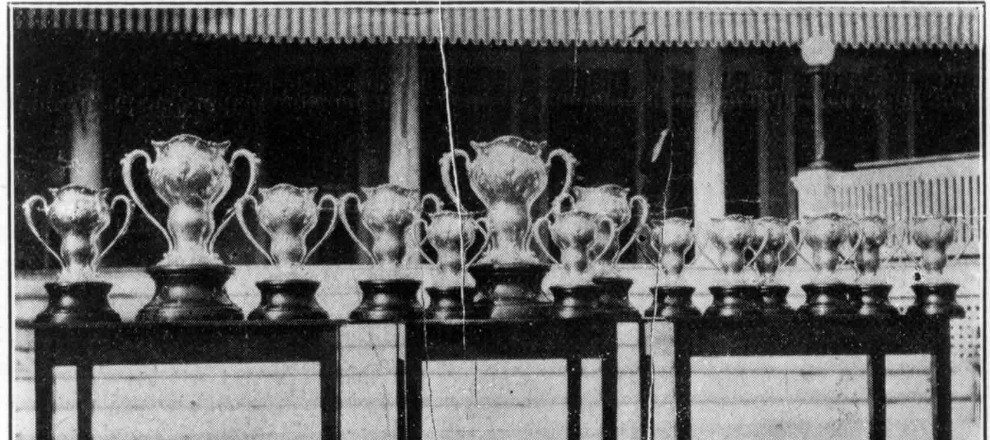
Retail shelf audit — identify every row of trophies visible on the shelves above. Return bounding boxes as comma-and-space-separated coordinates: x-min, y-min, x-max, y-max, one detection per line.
23, 134, 966, 323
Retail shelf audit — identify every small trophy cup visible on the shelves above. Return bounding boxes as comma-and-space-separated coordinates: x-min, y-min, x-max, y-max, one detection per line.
848, 216, 898, 316
906, 216, 964, 317
441, 135, 577, 319
533, 210, 616, 319
645, 217, 700, 319
340, 184, 427, 321
235, 184, 338, 320
568, 184, 648, 319
795, 213, 856, 316
700, 215, 764, 317
416, 209, 489, 320
753, 217, 795, 315
122, 134, 260, 321
23, 185, 133, 323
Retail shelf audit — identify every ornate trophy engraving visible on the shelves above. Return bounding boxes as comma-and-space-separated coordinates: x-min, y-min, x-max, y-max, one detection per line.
752, 217, 794, 315
22, 185, 133, 323
235, 184, 338, 320
847, 216, 898, 316
794, 213, 856, 316
416, 209, 489, 320
906, 216, 964, 317
700, 214, 764, 317
533, 210, 615, 319
339, 184, 433, 321
568, 184, 648, 319
441, 135, 577, 319
644, 217, 699, 318
121, 134, 260, 321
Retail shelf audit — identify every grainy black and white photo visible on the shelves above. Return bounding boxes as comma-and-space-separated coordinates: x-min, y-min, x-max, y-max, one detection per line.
8, 3, 985, 440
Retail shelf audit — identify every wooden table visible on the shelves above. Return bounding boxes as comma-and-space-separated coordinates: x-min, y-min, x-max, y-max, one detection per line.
397, 318, 636, 440
24, 320, 344, 440
639, 316, 954, 440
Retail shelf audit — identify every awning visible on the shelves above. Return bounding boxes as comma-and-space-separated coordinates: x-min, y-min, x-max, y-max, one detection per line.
14, 5, 983, 49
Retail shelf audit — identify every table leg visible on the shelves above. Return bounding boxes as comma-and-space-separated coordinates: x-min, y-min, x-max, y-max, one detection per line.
673, 324, 691, 440
77, 364, 94, 440
399, 324, 423, 440
567, 358, 582, 440
931, 319, 952, 440
34, 335, 54, 440
639, 323, 653, 440
602, 336, 618, 440
320, 329, 341, 440
866, 352, 885, 440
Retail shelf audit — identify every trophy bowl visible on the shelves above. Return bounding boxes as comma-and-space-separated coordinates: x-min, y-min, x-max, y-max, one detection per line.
644, 217, 700, 319
340, 184, 426, 321
442, 135, 576, 319
795, 213, 856, 316
534, 210, 615, 319
122, 134, 260, 322
236, 184, 338, 320
417, 209, 488, 320
701, 215, 762, 317
752, 217, 794, 315
23, 185, 133, 323
847, 216, 897, 316
907, 216, 964, 317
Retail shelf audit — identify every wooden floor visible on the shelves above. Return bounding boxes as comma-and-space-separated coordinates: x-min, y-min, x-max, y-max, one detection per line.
13, 263, 983, 439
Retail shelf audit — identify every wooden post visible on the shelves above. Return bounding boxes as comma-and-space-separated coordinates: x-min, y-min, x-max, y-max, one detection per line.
389, 43, 421, 191
69, 71, 102, 190
692, 47, 726, 223
756, 71, 772, 217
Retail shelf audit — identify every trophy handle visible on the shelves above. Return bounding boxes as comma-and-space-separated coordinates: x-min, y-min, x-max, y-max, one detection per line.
420, 193, 444, 215
466, 218, 491, 267
409, 217, 435, 265
589, 218, 618, 262
338, 192, 377, 264
745, 226, 771, 269
530, 215, 559, 264
22, 195, 65, 269
538, 149, 578, 225
304, 194, 340, 263
234, 196, 275, 265
613, 195, 650, 265
838, 219, 863, 270
209, 149, 261, 252
93, 195, 134, 268
120, 149, 173, 251
691, 223, 719, 269
440, 150, 471, 211
786, 219, 813, 267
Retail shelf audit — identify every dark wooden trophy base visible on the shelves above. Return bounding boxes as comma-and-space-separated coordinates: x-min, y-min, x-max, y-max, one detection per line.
349, 279, 423, 322
137, 264, 244, 322
854, 284, 899, 317
469, 263, 550, 320
593, 277, 641, 320
248, 279, 329, 321
798, 283, 854, 316
760, 285, 794, 315
35, 281, 121, 324
645, 286, 700, 319
705, 285, 762, 317
906, 283, 965, 318
423, 286, 484, 320
549, 285, 601, 319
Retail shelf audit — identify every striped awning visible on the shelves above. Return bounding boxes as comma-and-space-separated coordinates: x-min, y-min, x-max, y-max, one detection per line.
14, 5, 983, 49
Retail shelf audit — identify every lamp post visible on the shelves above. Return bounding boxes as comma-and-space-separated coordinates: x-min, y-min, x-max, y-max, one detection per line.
801, 36, 836, 169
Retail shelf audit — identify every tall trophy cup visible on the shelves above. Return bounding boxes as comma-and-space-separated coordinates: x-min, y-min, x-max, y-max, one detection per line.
441, 135, 576, 319
122, 134, 259, 321
701, 215, 764, 317
795, 213, 855, 316
340, 184, 428, 321
23, 185, 133, 323
906, 216, 964, 317
753, 217, 794, 315
848, 216, 898, 316
534, 210, 615, 319
416, 209, 489, 320
568, 184, 648, 319
645, 217, 700, 319
235, 184, 338, 320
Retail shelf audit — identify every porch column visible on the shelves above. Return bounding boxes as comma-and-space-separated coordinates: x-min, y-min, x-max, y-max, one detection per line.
692, 47, 725, 223
388, 43, 420, 191
69, 71, 102, 189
